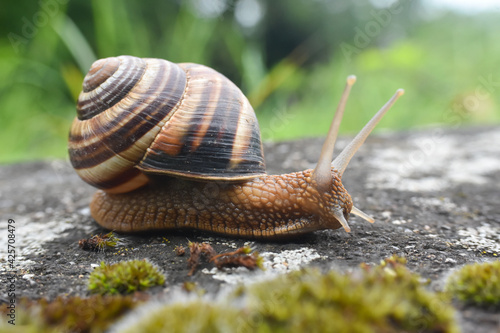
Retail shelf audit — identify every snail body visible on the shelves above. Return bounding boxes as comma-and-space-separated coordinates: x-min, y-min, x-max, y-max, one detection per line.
90, 169, 351, 238
69, 56, 403, 239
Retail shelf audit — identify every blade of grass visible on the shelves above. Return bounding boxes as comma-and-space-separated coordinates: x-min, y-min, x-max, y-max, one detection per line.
248, 31, 324, 109
52, 14, 96, 73
168, 4, 218, 63
91, 0, 116, 56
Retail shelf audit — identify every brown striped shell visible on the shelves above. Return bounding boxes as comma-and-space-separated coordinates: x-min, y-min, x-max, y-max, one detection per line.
68, 56, 266, 193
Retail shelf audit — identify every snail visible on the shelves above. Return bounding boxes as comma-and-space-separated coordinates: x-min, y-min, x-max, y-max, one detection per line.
68, 55, 403, 239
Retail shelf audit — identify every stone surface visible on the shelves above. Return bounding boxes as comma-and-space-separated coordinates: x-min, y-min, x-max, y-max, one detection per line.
1, 126, 499, 331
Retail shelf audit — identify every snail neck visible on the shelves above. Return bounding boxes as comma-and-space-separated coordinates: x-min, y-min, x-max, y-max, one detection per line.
216, 168, 352, 236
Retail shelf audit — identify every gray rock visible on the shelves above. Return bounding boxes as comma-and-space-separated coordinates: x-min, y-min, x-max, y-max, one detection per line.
1, 126, 499, 331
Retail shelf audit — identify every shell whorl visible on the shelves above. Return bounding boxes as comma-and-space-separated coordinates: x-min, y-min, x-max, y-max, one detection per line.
68, 56, 266, 193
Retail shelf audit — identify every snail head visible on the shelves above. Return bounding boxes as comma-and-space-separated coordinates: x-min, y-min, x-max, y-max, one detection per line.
310, 76, 404, 232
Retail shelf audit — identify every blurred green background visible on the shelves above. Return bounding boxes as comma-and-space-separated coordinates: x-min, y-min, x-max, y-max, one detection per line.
1, 0, 499, 163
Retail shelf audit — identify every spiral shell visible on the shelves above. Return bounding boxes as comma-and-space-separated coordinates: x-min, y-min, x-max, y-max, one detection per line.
68, 56, 266, 193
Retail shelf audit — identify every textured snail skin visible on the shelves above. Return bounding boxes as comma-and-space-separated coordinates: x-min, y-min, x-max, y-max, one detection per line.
90, 169, 352, 238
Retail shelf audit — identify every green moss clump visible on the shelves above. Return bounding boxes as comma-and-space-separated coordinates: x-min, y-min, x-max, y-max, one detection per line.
118, 302, 242, 333
0, 295, 138, 333
0, 298, 46, 333
445, 260, 500, 308
118, 256, 458, 333
88, 259, 165, 295
237, 255, 457, 333
40, 295, 137, 333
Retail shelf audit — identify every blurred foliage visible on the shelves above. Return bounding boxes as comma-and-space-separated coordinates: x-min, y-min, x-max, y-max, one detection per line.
0, 0, 499, 163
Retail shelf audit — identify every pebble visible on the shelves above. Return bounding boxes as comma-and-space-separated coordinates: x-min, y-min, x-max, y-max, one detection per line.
78, 207, 91, 216
381, 211, 392, 219
434, 243, 448, 251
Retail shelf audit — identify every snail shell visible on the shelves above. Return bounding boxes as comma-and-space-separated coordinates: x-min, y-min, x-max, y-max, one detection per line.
68, 56, 265, 194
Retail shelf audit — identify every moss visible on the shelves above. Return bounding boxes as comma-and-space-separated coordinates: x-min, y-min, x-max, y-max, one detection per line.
174, 245, 186, 256
445, 260, 500, 308
0, 295, 138, 333
41, 295, 137, 333
237, 255, 457, 333
0, 299, 47, 333
117, 256, 458, 333
119, 302, 242, 333
211, 246, 265, 271
88, 259, 165, 295
79, 231, 120, 252
187, 242, 264, 275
